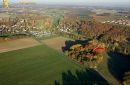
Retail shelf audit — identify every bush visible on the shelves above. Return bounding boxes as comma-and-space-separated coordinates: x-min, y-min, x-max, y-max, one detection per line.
0, 38, 4, 42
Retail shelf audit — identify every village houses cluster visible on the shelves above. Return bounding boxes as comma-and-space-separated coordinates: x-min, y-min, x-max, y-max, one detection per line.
103, 19, 130, 26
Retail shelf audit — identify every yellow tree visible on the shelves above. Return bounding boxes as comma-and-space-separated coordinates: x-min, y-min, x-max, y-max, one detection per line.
97, 52, 103, 63
70, 53, 75, 59
114, 42, 119, 47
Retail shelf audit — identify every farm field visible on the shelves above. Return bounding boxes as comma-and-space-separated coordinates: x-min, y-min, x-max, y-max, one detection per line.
91, 9, 118, 14
0, 45, 111, 85
41, 36, 79, 53
0, 13, 10, 18
0, 38, 40, 53
91, 14, 129, 22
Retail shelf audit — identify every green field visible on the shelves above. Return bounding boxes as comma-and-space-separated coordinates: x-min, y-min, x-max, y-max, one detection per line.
51, 14, 63, 28
10, 14, 17, 18
77, 10, 92, 18
0, 45, 112, 85
70, 31, 87, 37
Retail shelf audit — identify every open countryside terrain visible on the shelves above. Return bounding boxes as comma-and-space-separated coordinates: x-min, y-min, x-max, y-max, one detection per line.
0, 5, 129, 85
0, 45, 112, 85
0, 38, 40, 53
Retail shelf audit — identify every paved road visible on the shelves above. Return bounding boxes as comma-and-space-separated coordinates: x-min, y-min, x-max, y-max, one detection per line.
33, 37, 119, 85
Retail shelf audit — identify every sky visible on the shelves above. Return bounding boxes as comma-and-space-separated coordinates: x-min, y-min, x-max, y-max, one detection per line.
1, 0, 130, 6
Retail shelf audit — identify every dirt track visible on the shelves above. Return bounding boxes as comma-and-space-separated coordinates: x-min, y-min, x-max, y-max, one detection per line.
0, 38, 40, 53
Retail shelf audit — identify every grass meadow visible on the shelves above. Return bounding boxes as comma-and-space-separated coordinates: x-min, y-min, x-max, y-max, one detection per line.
0, 45, 112, 85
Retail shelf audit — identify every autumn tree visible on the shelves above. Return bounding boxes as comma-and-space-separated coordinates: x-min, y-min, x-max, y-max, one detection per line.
96, 52, 103, 63
123, 71, 130, 85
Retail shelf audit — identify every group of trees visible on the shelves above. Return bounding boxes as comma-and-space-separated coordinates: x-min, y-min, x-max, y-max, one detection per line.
18, 14, 54, 30
0, 34, 29, 42
64, 40, 105, 68
97, 13, 112, 16
0, 14, 54, 35
58, 17, 130, 42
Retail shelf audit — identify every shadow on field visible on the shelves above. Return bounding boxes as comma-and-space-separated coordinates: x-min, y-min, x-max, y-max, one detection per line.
54, 69, 110, 85
62, 40, 81, 52
62, 40, 87, 52
126, 38, 130, 42
107, 52, 130, 82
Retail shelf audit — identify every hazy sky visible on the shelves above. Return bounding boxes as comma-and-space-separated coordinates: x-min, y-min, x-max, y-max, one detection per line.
1, 0, 130, 5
